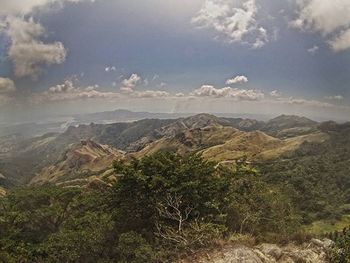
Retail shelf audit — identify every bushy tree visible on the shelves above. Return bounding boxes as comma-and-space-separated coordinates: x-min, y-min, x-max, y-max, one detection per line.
117, 231, 155, 263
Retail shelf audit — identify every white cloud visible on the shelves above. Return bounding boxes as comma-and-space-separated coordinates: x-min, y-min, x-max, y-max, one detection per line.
4, 16, 66, 79
225, 75, 248, 85
0, 77, 16, 94
307, 45, 319, 54
191, 85, 264, 101
324, 95, 344, 101
35, 80, 120, 102
132, 90, 170, 98
120, 73, 141, 93
0, 0, 89, 15
175, 92, 185, 97
291, 0, 350, 51
105, 66, 116, 72
329, 29, 350, 52
192, 0, 268, 48
34, 77, 173, 103
270, 90, 281, 98
118, 74, 171, 98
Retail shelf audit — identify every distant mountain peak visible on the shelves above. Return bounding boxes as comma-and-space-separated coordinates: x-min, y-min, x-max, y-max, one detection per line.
270, 114, 317, 124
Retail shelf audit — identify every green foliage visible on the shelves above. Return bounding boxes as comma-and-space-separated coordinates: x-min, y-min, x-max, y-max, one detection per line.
44, 212, 114, 263
331, 231, 350, 263
223, 165, 300, 240
259, 130, 350, 224
117, 231, 155, 263
0, 185, 113, 262
110, 153, 225, 233
0, 152, 301, 262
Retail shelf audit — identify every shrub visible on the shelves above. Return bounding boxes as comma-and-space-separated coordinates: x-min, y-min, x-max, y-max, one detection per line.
117, 231, 155, 263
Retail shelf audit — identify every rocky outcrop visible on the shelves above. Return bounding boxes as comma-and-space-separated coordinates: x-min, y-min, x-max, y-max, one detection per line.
0, 186, 6, 197
179, 239, 333, 263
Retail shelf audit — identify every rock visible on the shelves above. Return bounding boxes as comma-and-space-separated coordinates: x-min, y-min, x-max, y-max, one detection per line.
321, 239, 334, 248
311, 238, 325, 248
179, 239, 331, 263
179, 245, 265, 263
258, 244, 283, 260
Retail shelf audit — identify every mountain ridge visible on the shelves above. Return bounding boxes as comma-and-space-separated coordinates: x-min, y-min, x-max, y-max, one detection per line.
0, 113, 343, 188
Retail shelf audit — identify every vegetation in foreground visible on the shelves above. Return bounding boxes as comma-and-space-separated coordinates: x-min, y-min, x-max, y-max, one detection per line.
0, 152, 302, 262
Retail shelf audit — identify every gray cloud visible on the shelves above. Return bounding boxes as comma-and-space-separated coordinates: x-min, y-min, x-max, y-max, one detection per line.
0, 0, 95, 80
0, 77, 16, 94
5, 16, 66, 79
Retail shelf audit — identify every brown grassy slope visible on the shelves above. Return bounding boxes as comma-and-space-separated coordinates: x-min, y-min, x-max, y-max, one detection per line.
131, 125, 242, 158
30, 139, 124, 185
201, 131, 329, 162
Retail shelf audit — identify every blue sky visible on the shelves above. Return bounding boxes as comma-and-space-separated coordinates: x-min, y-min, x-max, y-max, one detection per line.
0, 0, 349, 122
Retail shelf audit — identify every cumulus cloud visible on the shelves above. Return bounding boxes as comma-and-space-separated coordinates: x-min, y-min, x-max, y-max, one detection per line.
35, 80, 119, 102
120, 74, 141, 93
0, 77, 16, 94
33, 77, 173, 103
192, 0, 268, 48
225, 75, 248, 85
118, 74, 171, 98
329, 29, 350, 52
0, 0, 95, 79
191, 85, 264, 101
4, 16, 66, 79
291, 0, 350, 51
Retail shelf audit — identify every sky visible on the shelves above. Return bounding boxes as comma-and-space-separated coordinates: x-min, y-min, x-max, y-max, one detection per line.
0, 0, 349, 123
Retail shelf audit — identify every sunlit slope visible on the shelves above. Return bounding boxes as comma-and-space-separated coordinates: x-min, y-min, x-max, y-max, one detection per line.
201, 131, 328, 162
31, 139, 124, 185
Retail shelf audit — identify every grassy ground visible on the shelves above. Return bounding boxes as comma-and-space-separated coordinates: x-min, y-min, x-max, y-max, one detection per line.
304, 215, 350, 234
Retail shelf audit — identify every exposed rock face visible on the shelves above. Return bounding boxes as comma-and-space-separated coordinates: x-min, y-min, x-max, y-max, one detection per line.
179, 239, 333, 263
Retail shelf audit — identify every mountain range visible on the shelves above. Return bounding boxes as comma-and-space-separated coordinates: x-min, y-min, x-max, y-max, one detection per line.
0, 112, 346, 190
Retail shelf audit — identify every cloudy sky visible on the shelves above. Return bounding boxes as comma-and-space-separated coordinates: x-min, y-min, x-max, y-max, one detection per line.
0, 0, 349, 123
